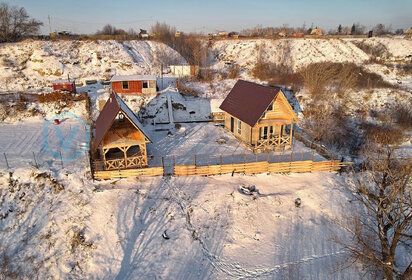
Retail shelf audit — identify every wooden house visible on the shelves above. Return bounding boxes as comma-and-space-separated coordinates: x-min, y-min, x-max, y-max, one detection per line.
310, 28, 323, 35
52, 79, 76, 93
110, 75, 157, 95
219, 80, 299, 152
94, 91, 151, 170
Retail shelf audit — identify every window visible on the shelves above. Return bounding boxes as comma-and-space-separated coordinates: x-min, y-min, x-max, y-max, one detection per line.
143, 81, 148, 88
267, 104, 273, 111
122, 81, 129, 90
269, 126, 274, 137
237, 119, 242, 135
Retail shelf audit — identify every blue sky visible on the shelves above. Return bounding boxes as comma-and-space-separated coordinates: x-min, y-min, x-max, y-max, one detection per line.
9, 0, 412, 34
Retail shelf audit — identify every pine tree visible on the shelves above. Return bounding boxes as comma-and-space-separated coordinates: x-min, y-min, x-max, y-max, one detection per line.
351, 24, 356, 35
338, 24, 342, 34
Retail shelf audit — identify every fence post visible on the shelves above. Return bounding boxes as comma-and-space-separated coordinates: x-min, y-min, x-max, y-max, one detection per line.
290, 150, 293, 162
32, 152, 38, 168
232, 154, 234, 164
311, 151, 315, 162
244, 153, 246, 164
194, 154, 196, 166
267, 152, 270, 162
3, 153, 10, 169
219, 155, 222, 166
161, 157, 165, 176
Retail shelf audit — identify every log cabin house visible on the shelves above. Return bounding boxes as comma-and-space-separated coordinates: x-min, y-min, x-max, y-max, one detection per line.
219, 80, 299, 152
110, 75, 157, 95
93, 91, 151, 170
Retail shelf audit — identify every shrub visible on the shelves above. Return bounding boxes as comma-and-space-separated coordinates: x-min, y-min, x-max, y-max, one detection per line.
393, 104, 412, 130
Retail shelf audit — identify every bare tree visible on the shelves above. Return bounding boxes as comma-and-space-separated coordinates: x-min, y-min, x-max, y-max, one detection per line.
0, 2, 42, 42
336, 126, 412, 279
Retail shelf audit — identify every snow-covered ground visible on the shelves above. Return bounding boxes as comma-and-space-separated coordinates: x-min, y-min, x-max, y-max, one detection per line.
0, 165, 364, 279
1, 37, 411, 279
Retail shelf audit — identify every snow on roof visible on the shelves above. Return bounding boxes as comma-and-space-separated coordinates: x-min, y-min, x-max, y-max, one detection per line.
110, 75, 156, 82
52, 79, 75, 84
114, 93, 152, 142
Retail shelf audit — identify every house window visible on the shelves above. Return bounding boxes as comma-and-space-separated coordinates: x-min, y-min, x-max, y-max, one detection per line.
269, 126, 274, 137
267, 104, 273, 111
122, 81, 129, 90
143, 81, 148, 88
237, 119, 242, 135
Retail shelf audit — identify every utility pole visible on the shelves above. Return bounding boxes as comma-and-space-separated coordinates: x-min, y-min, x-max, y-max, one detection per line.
48, 15, 52, 34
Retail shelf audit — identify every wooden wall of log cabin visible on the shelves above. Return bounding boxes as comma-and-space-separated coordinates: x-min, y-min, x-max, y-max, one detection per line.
223, 112, 251, 144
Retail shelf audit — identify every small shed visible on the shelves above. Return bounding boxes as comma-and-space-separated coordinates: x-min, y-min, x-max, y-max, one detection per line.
219, 80, 299, 152
94, 91, 151, 170
52, 79, 76, 93
169, 65, 200, 77
110, 75, 157, 95
210, 98, 225, 124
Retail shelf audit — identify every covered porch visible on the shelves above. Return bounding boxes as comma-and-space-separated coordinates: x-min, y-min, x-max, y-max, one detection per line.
101, 140, 148, 170
251, 120, 294, 152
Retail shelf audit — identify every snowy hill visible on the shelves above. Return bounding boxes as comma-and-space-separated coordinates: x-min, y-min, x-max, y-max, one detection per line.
0, 40, 184, 92
211, 37, 412, 70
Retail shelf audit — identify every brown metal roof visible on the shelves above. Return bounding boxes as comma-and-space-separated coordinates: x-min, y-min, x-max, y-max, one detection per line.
94, 91, 151, 149
219, 80, 280, 127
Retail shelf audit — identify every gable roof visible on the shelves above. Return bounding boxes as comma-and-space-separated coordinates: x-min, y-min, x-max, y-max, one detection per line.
110, 75, 156, 82
219, 80, 282, 127
94, 91, 151, 148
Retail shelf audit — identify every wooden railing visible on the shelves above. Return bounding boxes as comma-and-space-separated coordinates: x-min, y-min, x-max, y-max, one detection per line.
103, 155, 147, 170
255, 135, 291, 151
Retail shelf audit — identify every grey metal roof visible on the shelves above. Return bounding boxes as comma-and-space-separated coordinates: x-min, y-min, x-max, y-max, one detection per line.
110, 75, 156, 82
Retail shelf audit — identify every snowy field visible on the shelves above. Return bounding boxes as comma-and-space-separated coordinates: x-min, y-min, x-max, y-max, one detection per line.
0, 118, 89, 171
0, 166, 364, 279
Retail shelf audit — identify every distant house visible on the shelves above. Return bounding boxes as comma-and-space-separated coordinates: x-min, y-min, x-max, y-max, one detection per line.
292, 33, 304, 38
52, 79, 76, 93
219, 80, 299, 152
110, 75, 157, 95
405, 27, 412, 37
218, 31, 229, 37
169, 65, 200, 77
310, 28, 323, 35
175, 31, 182, 38
139, 29, 149, 39
228, 32, 239, 39
94, 91, 151, 170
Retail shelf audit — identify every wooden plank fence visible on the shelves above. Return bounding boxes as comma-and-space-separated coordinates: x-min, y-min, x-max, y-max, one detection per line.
94, 166, 164, 179
174, 159, 350, 177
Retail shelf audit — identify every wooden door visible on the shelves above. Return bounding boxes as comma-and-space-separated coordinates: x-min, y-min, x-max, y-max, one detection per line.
230, 117, 234, 133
